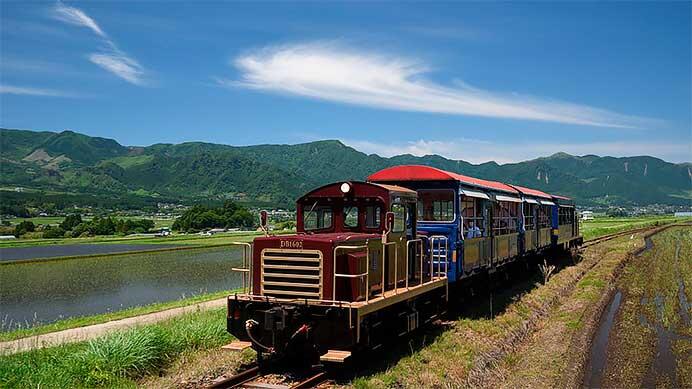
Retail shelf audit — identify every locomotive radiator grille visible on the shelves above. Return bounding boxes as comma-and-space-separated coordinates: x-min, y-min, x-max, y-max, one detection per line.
260, 249, 322, 299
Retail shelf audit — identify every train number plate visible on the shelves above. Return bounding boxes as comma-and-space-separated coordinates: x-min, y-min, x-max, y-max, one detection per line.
280, 240, 304, 249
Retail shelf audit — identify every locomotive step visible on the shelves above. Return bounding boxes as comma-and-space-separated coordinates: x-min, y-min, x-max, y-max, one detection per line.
320, 349, 351, 363
222, 341, 253, 351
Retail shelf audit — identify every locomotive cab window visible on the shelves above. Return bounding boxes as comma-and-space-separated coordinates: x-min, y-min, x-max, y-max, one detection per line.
392, 203, 406, 232
343, 206, 359, 228
303, 205, 333, 231
365, 205, 381, 229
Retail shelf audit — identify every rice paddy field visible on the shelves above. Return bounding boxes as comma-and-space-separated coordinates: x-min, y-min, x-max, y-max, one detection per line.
0, 246, 245, 332
579, 215, 683, 240
589, 226, 691, 388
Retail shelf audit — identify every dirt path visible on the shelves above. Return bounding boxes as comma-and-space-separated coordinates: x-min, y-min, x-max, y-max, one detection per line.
0, 297, 227, 355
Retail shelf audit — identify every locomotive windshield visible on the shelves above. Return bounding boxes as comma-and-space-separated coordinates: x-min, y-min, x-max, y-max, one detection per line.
303, 204, 333, 230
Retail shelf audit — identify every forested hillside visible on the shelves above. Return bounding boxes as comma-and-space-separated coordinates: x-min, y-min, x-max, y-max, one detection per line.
1, 128, 690, 208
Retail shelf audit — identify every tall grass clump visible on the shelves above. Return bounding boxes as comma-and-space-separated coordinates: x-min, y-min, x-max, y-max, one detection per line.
0, 308, 231, 388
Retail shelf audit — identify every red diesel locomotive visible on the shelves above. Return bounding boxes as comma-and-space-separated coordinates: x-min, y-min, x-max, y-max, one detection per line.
227, 181, 449, 365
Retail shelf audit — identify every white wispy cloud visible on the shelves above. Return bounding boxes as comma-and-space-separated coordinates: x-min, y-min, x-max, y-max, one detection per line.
89, 52, 146, 86
52, 2, 147, 86
342, 138, 691, 164
52, 2, 106, 37
0, 84, 78, 97
222, 42, 656, 129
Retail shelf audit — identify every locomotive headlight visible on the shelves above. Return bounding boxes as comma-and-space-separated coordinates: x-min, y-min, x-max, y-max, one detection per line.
340, 182, 351, 194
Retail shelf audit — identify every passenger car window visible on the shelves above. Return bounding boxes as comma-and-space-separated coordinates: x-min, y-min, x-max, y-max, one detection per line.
303, 206, 333, 230
365, 206, 381, 228
417, 190, 455, 222
344, 206, 359, 228
392, 203, 406, 232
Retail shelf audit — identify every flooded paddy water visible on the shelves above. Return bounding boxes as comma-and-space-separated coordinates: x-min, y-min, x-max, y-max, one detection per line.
0, 243, 182, 262
0, 246, 244, 331
583, 226, 692, 388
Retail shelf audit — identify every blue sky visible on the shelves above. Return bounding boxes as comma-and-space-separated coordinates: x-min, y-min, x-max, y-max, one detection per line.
1, 1, 690, 163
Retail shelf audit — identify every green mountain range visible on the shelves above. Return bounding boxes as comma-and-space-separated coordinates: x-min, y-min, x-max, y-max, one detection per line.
1, 128, 691, 208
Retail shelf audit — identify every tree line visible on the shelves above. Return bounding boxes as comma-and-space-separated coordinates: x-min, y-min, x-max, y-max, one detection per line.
9, 215, 155, 238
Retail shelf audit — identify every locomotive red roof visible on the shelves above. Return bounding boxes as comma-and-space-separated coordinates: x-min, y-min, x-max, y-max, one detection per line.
368, 165, 519, 194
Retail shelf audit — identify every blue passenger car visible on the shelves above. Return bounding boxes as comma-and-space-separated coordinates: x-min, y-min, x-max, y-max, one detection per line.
369, 165, 582, 283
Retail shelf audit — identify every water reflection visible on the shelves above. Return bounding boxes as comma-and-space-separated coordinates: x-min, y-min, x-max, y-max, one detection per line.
0, 246, 243, 330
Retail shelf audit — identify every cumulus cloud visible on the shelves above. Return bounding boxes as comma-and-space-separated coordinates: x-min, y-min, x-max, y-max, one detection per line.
52, 2, 147, 86
0, 84, 78, 97
222, 42, 657, 129
342, 138, 691, 164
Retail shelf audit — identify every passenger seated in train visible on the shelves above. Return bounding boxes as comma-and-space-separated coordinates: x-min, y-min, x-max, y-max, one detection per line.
466, 222, 482, 239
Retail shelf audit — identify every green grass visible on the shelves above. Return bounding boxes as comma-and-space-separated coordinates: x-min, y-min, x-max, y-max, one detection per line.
0, 308, 233, 388
580, 215, 684, 240
0, 289, 234, 342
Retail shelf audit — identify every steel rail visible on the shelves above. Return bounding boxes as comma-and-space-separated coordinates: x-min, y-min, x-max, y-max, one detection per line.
206, 366, 328, 389
580, 226, 651, 249
290, 370, 329, 389
206, 365, 261, 389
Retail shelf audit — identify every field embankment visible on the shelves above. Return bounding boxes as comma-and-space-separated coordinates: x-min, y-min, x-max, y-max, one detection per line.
0, 290, 232, 343
0, 298, 227, 355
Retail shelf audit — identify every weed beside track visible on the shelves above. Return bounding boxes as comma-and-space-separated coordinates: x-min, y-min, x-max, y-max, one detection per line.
0, 309, 235, 388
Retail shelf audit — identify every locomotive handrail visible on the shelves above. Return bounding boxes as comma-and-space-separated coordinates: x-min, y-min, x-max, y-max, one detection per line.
229, 242, 253, 294
333, 244, 370, 302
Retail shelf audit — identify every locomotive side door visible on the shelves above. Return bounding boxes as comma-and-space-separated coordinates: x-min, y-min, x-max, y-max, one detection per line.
386, 201, 408, 290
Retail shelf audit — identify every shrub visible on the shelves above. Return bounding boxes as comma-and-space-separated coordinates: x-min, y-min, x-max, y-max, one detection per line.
42, 226, 65, 239
60, 214, 83, 231
13, 221, 35, 237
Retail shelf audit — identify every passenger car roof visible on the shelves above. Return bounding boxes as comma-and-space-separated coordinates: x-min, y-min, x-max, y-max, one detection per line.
368, 165, 519, 194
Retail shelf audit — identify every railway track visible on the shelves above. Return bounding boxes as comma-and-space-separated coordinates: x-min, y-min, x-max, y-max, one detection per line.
581, 226, 654, 249
206, 366, 329, 389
